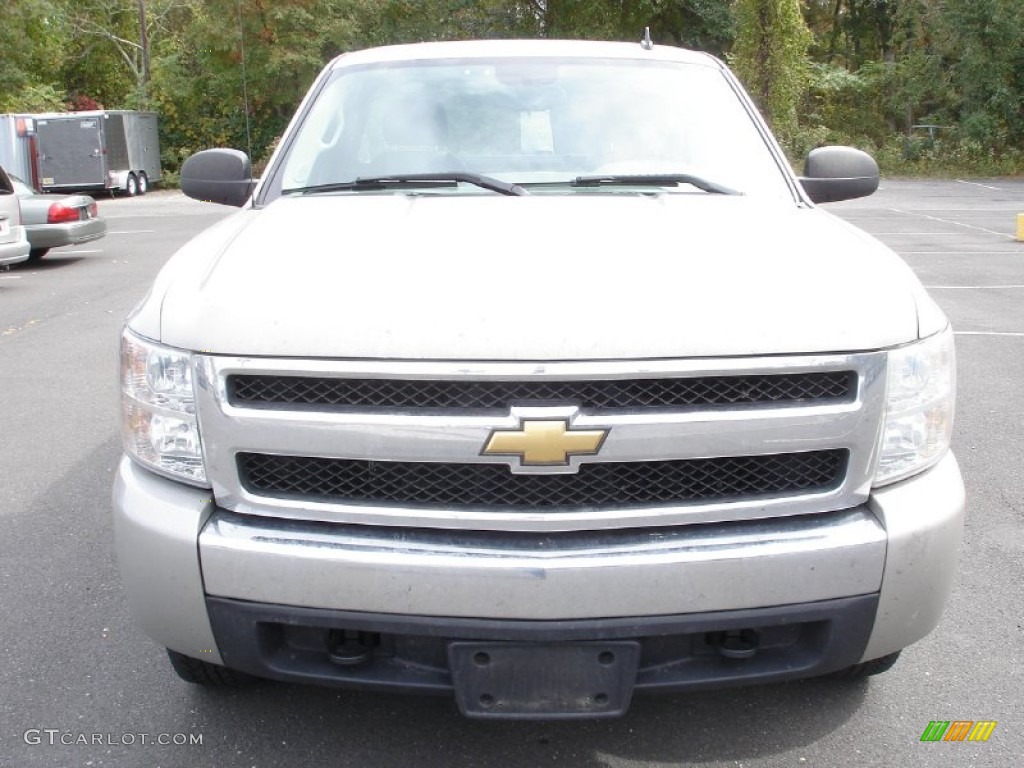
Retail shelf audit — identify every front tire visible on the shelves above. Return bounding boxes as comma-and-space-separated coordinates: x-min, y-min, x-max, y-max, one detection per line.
125, 173, 139, 197
166, 649, 250, 687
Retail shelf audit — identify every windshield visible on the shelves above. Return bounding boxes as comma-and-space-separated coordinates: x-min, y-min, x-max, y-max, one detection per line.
276, 57, 793, 198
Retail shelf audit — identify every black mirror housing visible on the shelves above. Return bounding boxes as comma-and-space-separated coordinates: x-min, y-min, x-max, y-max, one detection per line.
799, 146, 880, 204
180, 148, 255, 207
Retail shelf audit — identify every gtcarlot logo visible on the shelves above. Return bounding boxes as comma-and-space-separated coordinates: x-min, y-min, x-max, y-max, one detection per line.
24, 729, 203, 746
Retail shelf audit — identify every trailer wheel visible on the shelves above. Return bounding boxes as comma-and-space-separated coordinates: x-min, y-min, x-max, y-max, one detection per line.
137, 172, 149, 195
125, 173, 139, 197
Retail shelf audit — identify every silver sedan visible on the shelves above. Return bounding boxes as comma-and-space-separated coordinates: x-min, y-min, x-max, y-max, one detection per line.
10, 174, 106, 261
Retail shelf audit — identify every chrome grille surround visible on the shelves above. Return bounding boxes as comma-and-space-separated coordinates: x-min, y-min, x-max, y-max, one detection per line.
193, 354, 887, 532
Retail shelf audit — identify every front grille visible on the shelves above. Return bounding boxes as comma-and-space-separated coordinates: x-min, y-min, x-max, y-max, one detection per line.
228, 372, 854, 411
238, 450, 847, 509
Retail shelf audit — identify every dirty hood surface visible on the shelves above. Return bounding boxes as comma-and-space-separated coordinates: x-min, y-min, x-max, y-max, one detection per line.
144, 192, 929, 359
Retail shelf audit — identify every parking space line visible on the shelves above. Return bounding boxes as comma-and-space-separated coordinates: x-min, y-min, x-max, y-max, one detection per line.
107, 229, 155, 235
955, 179, 1002, 191
955, 331, 1024, 337
889, 208, 1015, 239
0, 274, 23, 280
928, 285, 1024, 289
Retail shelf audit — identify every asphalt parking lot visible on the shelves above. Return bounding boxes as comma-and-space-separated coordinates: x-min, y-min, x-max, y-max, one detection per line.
0, 180, 1021, 767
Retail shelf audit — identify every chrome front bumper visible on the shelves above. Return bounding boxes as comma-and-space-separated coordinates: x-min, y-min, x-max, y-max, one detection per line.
198, 506, 886, 620
112, 453, 963, 666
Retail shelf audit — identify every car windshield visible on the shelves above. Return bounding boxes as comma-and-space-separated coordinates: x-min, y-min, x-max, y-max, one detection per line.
276, 57, 794, 199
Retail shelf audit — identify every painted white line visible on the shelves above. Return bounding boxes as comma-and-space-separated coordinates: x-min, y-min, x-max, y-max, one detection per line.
107, 229, 155, 235
844, 208, 1024, 212
872, 232, 972, 236
0, 274, 23, 280
928, 285, 1024, 289
57, 249, 103, 255
889, 208, 1015, 239
955, 331, 1024, 337
899, 251, 1023, 255
955, 179, 1002, 191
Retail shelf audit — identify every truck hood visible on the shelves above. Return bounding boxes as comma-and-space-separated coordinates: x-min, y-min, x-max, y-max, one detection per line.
144, 193, 933, 359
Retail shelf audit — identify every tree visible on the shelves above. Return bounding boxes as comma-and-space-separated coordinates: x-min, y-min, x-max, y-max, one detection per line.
730, 0, 813, 138
940, 0, 1024, 148
0, 0, 70, 111
59, 0, 191, 108
149, 0, 366, 168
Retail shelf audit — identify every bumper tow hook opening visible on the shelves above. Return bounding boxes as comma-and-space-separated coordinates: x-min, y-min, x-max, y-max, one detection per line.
711, 629, 760, 660
328, 630, 378, 667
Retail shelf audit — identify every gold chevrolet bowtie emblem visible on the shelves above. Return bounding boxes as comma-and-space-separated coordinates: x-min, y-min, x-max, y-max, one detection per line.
483, 419, 609, 466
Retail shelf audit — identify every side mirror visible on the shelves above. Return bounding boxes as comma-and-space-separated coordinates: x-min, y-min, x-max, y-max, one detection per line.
799, 146, 879, 204
180, 148, 256, 207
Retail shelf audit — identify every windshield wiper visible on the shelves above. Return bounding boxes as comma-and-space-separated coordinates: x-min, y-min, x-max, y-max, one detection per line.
283, 172, 528, 197
571, 174, 740, 195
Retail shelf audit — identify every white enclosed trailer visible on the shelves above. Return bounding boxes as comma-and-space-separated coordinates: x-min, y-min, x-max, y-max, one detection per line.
0, 115, 36, 183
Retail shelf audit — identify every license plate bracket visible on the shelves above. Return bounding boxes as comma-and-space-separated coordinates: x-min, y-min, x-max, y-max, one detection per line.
448, 640, 640, 719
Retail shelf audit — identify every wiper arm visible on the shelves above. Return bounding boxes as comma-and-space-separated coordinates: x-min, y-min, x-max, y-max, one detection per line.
571, 174, 740, 195
284, 172, 529, 197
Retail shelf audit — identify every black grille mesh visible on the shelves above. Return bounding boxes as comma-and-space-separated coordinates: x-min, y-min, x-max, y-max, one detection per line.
238, 450, 847, 509
228, 372, 854, 411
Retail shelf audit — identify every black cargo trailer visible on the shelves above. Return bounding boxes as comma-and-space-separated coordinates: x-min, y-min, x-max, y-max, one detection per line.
35, 111, 161, 196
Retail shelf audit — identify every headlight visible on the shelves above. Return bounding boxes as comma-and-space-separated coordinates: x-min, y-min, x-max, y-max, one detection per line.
874, 327, 956, 486
120, 328, 209, 486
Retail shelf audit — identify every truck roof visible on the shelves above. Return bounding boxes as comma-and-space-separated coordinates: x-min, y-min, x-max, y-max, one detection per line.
330, 38, 722, 70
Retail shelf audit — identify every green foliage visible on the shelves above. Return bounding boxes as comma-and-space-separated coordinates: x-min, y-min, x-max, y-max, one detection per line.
0, 0, 70, 111
354, 0, 733, 51
148, 0, 366, 172
731, 0, 813, 140
2, 84, 67, 114
9, 0, 1024, 176
940, 0, 1024, 148
875, 133, 1024, 177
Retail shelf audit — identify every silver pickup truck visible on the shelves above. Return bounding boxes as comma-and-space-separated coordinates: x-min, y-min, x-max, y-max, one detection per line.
114, 39, 964, 719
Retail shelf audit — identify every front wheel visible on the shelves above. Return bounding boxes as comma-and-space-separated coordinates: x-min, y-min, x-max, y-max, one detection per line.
125, 173, 138, 197
166, 649, 250, 687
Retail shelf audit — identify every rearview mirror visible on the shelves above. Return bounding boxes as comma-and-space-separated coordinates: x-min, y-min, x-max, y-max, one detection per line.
799, 146, 879, 204
180, 148, 256, 207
